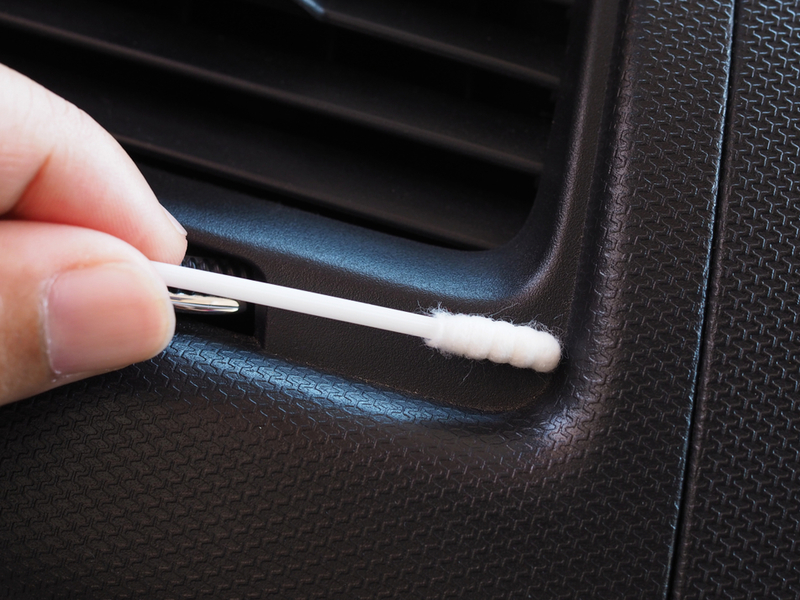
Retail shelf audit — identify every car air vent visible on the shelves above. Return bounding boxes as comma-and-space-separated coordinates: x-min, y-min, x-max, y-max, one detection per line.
0, 0, 617, 410
0, 0, 572, 250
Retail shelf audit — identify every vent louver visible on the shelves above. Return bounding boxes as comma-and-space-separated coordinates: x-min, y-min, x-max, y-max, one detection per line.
0, 0, 572, 249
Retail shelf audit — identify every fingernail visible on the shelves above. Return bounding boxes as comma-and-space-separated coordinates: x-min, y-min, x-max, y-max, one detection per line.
161, 205, 188, 237
45, 262, 175, 376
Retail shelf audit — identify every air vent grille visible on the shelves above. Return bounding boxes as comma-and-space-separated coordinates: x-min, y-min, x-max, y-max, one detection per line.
0, 0, 573, 249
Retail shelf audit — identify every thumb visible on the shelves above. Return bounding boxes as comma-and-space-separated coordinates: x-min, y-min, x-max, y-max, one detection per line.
0, 221, 175, 405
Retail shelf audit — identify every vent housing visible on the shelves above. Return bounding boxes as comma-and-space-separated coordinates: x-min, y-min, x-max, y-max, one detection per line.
0, 0, 617, 409
0, 0, 572, 249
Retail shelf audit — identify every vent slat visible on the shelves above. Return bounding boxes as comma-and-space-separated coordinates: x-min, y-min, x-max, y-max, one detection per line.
291, 0, 565, 87
0, 48, 531, 249
0, 3, 548, 174
0, 0, 569, 249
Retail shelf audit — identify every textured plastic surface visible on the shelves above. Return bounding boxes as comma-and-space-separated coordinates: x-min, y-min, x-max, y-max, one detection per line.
0, 0, 735, 597
673, 2, 800, 598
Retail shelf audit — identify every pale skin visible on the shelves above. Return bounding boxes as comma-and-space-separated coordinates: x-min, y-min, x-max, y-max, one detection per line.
0, 64, 187, 405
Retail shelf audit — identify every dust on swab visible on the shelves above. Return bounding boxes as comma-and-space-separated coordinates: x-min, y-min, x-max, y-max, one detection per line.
152, 262, 561, 372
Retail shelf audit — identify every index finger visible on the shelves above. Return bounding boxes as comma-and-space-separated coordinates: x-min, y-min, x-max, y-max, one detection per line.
0, 63, 186, 264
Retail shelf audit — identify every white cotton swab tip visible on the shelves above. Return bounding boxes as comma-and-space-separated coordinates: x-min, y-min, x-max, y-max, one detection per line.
152, 262, 561, 373
426, 312, 561, 372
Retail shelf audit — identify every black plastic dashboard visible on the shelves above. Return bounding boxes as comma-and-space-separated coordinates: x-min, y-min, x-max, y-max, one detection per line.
1, 0, 799, 598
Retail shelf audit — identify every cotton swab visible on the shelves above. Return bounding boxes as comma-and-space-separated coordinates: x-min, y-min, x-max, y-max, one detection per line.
152, 262, 561, 372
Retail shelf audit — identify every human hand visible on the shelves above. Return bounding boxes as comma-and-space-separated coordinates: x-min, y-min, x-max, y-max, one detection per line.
0, 64, 187, 405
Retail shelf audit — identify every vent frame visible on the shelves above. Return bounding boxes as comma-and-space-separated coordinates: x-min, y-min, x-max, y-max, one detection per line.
0, 0, 623, 409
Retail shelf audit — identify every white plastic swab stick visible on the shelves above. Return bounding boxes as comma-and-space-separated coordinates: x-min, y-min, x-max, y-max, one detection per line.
152, 262, 561, 372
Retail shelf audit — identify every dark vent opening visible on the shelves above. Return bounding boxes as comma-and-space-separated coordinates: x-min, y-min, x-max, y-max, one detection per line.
174, 247, 264, 338
0, 0, 573, 250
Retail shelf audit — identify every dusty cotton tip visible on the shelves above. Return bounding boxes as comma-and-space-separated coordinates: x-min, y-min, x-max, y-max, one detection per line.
424, 313, 561, 372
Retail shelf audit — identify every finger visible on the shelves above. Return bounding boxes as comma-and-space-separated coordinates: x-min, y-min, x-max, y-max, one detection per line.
0, 63, 186, 264
0, 221, 175, 406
